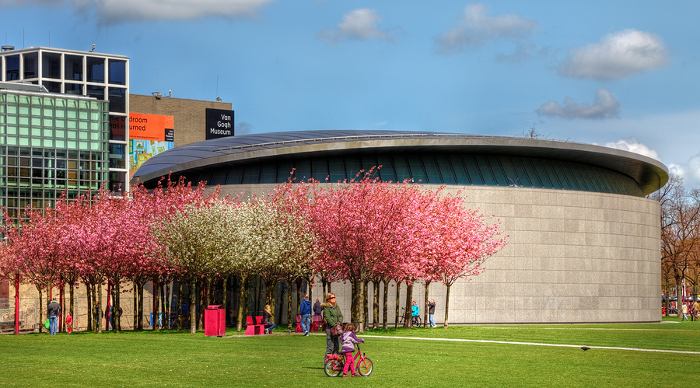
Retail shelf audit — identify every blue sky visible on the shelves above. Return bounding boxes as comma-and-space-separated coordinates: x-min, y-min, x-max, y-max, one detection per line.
2, 1, 699, 186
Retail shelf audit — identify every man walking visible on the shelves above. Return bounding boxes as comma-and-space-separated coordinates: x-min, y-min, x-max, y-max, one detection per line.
299, 293, 312, 336
47, 299, 61, 335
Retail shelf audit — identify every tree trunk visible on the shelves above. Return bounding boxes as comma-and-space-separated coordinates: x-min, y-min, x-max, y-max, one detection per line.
372, 281, 380, 329
394, 281, 401, 329
363, 280, 369, 329
189, 277, 197, 334
160, 280, 167, 328
350, 279, 364, 332
444, 283, 452, 328
382, 279, 389, 329
115, 281, 122, 331
14, 274, 20, 335
423, 280, 431, 328
177, 280, 184, 330
96, 282, 103, 333
287, 281, 294, 330
153, 277, 160, 330
404, 282, 413, 328
237, 275, 247, 331
86, 283, 92, 332
105, 281, 111, 331
676, 276, 684, 321
59, 284, 65, 333
38, 287, 43, 334
222, 277, 228, 327
138, 282, 145, 330
69, 282, 74, 329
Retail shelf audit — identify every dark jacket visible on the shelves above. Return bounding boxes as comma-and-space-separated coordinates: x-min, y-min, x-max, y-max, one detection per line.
313, 300, 322, 315
323, 303, 343, 327
47, 301, 61, 317
428, 301, 436, 314
300, 299, 312, 315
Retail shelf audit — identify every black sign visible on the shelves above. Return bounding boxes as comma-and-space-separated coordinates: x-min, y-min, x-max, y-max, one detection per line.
205, 108, 234, 139
165, 128, 175, 142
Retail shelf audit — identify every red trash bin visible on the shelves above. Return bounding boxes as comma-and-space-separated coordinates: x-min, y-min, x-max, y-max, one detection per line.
204, 305, 226, 337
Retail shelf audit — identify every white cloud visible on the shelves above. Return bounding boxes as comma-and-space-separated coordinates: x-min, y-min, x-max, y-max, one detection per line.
536, 89, 619, 120
72, 0, 270, 23
436, 4, 536, 53
687, 155, 700, 183
319, 8, 390, 42
667, 164, 685, 179
560, 29, 667, 80
603, 139, 659, 160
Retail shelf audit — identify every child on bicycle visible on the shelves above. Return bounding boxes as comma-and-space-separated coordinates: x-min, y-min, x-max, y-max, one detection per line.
340, 323, 364, 377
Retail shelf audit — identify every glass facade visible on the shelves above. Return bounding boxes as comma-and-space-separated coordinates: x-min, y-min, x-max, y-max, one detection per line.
185, 151, 645, 197
0, 91, 109, 220
0, 48, 129, 194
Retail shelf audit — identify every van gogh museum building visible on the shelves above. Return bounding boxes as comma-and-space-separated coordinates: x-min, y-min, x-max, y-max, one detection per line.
133, 130, 668, 324
0, 44, 669, 326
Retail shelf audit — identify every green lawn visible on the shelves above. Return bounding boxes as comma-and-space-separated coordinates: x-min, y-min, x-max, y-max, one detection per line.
1, 321, 699, 387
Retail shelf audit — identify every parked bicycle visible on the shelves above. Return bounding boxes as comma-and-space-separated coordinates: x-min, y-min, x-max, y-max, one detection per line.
324, 344, 373, 377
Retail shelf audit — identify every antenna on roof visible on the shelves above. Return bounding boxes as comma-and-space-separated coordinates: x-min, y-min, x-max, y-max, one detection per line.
90, 43, 96, 52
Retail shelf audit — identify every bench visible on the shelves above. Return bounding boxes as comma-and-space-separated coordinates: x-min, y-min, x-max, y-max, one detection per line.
0, 321, 21, 333
244, 315, 265, 336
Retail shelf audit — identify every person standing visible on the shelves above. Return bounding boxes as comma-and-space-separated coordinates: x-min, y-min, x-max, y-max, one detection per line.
682, 302, 689, 320
47, 299, 61, 336
299, 293, 312, 336
427, 299, 437, 328
313, 298, 323, 317
693, 300, 700, 321
322, 293, 343, 359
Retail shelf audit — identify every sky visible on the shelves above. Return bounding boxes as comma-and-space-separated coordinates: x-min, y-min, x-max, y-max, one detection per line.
2, 1, 699, 187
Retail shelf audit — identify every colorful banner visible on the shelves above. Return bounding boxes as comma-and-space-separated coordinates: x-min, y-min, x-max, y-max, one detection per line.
130, 139, 175, 174
129, 112, 174, 141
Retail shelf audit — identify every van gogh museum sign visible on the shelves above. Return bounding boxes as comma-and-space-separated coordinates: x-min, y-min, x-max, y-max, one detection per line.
206, 108, 234, 139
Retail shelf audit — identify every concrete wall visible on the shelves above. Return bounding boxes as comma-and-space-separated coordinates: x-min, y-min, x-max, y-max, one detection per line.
221, 184, 662, 324
1, 184, 660, 330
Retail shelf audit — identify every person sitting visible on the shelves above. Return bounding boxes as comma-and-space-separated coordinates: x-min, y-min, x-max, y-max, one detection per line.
262, 304, 277, 334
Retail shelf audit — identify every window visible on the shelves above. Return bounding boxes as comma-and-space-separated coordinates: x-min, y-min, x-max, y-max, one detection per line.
5, 55, 19, 80
42, 52, 62, 79
109, 115, 125, 141
64, 55, 83, 81
107, 87, 126, 113
23, 52, 38, 79
109, 171, 126, 194
109, 143, 125, 168
87, 57, 105, 83
43, 81, 61, 93
87, 85, 104, 100
108, 59, 126, 85
65, 83, 83, 95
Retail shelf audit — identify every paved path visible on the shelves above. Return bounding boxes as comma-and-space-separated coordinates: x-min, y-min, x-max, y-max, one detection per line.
360, 334, 700, 355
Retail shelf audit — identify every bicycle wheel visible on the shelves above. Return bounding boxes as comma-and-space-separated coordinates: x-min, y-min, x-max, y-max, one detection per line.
357, 357, 373, 376
324, 359, 343, 377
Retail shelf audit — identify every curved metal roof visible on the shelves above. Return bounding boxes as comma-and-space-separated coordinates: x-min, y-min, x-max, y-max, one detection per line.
132, 130, 668, 195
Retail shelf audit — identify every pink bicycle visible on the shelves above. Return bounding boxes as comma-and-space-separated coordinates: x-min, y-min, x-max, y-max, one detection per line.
324, 344, 374, 377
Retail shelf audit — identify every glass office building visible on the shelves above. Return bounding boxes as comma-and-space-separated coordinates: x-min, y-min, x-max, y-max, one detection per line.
0, 82, 108, 220
0, 46, 129, 193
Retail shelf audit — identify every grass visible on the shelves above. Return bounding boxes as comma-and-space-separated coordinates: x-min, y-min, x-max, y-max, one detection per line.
1, 321, 699, 387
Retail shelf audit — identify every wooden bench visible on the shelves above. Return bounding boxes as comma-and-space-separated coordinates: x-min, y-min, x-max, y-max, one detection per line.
244, 315, 265, 336
0, 321, 21, 333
